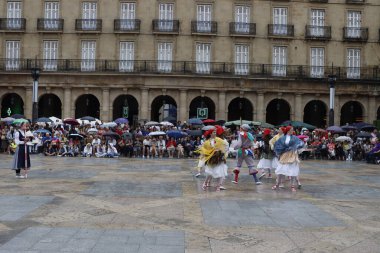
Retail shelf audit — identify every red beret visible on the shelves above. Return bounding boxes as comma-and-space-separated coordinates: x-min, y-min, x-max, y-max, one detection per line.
215, 125, 224, 136
263, 129, 271, 136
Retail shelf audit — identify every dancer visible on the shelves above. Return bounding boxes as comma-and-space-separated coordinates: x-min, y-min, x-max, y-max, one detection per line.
257, 129, 274, 179
272, 126, 304, 192
198, 128, 228, 191
232, 124, 262, 185
12, 122, 31, 179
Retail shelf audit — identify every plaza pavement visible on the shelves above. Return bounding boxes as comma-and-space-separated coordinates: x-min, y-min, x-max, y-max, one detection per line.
0, 154, 379, 253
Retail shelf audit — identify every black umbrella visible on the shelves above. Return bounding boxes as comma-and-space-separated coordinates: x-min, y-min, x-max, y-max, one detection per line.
11, 114, 25, 119
81, 116, 96, 121
356, 132, 372, 138
103, 131, 121, 139
187, 130, 202, 137
37, 117, 53, 123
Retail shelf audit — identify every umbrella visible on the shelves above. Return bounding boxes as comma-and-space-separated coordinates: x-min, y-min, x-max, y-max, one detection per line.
148, 131, 166, 136
167, 130, 187, 139
359, 124, 376, 131
356, 132, 372, 138
11, 114, 25, 119
202, 119, 215, 125
335, 136, 352, 142
122, 132, 133, 139
297, 135, 309, 140
279, 120, 316, 130
187, 130, 203, 136
1, 117, 15, 123
101, 122, 117, 128
80, 116, 96, 121
257, 122, 275, 128
87, 128, 98, 134
188, 118, 203, 125
49, 116, 62, 124
215, 120, 226, 125
163, 116, 177, 122
225, 120, 256, 126
313, 128, 327, 133
68, 134, 84, 140
341, 125, 358, 131
145, 121, 161, 126
326, 126, 346, 133
160, 121, 174, 127
13, 118, 29, 125
34, 129, 51, 134
103, 131, 120, 139
114, 118, 129, 124
202, 125, 216, 131
36, 117, 52, 123
64, 118, 80, 125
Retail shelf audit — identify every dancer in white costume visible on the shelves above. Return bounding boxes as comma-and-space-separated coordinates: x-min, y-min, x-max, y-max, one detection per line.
257, 129, 274, 179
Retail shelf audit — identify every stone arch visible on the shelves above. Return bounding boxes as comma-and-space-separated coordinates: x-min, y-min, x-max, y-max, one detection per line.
189, 96, 216, 119
303, 100, 327, 128
112, 95, 139, 125
151, 95, 177, 122
75, 94, 100, 119
266, 98, 291, 125
1, 93, 24, 117
38, 93, 62, 118
227, 97, 253, 121
340, 101, 364, 125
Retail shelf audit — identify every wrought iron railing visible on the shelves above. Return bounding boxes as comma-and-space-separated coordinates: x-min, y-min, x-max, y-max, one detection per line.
0, 18, 26, 31
346, 0, 365, 3
305, 26, 331, 40
229, 22, 256, 36
1, 59, 379, 81
37, 18, 64, 31
152, 19, 180, 33
114, 19, 140, 33
309, 0, 328, 3
75, 19, 102, 31
191, 21, 217, 34
268, 24, 294, 37
343, 27, 368, 41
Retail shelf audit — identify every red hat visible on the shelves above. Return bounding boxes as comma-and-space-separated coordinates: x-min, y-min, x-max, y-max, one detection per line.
263, 128, 271, 136
204, 129, 214, 137
282, 126, 293, 134
215, 125, 224, 136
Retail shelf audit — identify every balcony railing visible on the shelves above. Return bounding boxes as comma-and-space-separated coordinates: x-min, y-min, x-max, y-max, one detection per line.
229, 22, 256, 36
0, 18, 26, 31
343, 27, 368, 42
152, 19, 180, 33
191, 21, 217, 34
75, 19, 102, 32
268, 24, 294, 37
1, 58, 379, 81
309, 0, 328, 2
346, 0, 365, 3
114, 19, 140, 33
37, 18, 64, 32
305, 26, 331, 40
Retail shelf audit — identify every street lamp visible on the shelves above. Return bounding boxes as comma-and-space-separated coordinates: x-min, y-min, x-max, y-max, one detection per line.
31, 68, 41, 123
328, 74, 337, 127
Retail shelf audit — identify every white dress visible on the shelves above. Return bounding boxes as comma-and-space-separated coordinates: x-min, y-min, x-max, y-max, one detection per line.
275, 136, 300, 177
205, 163, 228, 179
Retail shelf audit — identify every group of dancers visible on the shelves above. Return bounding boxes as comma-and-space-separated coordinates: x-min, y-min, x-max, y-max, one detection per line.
196, 124, 304, 192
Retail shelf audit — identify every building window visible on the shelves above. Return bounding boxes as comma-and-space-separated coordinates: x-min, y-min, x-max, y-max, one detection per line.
310, 9, 325, 36
196, 43, 211, 74
6, 40, 20, 71
43, 40, 58, 71
157, 42, 172, 72
235, 45, 249, 75
234, 5, 250, 33
82, 2, 97, 30
81, 41, 96, 71
7, 1, 22, 29
120, 2, 136, 29
273, 7, 288, 35
310, 47, 324, 78
44, 1, 60, 29
347, 11, 361, 38
119, 41, 134, 72
158, 3, 174, 31
272, 46, 287, 77
197, 4, 212, 32
347, 48, 360, 79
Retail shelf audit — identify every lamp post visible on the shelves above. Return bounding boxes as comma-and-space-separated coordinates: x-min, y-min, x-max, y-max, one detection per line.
328, 74, 337, 127
31, 68, 41, 123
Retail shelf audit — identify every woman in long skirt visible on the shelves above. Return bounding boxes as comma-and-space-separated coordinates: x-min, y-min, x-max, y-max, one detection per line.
12, 122, 31, 179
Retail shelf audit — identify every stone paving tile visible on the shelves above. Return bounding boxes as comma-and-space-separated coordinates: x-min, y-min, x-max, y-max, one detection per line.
81, 181, 182, 197
304, 185, 380, 199
0, 227, 185, 253
356, 175, 380, 184
201, 199, 343, 228
120, 164, 182, 172
0, 196, 54, 221
27, 169, 97, 179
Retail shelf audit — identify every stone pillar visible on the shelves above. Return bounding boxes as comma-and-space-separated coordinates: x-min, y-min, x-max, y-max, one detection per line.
294, 93, 302, 121
334, 95, 340, 126
63, 87, 71, 119
368, 94, 377, 124
101, 88, 110, 122
256, 92, 264, 122
140, 88, 149, 120
218, 91, 226, 120
25, 87, 33, 120
179, 89, 187, 122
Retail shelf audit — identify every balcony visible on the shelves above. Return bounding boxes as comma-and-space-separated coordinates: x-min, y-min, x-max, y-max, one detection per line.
343, 27, 368, 42
309, 0, 328, 2
229, 22, 256, 37
37, 19, 64, 32
346, 0, 365, 3
152, 19, 179, 34
0, 18, 26, 31
268, 24, 294, 38
114, 19, 140, 33
75, 19, 102, 32
191, 21, 217, 35
305, 26, 331, 40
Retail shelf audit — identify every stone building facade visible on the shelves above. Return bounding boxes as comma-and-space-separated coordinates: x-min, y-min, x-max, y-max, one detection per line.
0, 0, 379, 127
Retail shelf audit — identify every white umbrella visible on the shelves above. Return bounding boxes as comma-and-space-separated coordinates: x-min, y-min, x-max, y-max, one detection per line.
202, 125, 216, 131
335, 136, 352, 142
102, 122, 117, 128
160, 121, 174, 127
145, 121, 161, 126
49, 116, 62, 125
148, 131, 166, 136
87, 128, 98, 134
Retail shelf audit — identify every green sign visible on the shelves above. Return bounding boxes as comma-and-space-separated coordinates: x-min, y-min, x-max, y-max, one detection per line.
7, 108, 11, 116
197, 108, 208, 119
123, 106, 129, 118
